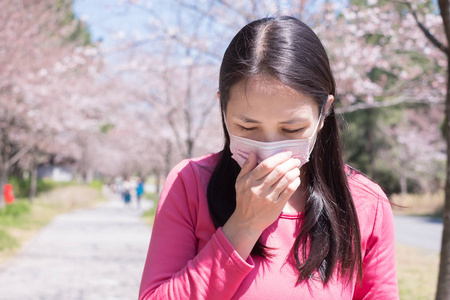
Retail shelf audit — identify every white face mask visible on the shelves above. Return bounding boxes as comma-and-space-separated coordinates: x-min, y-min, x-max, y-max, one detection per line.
226, 114, 322, 168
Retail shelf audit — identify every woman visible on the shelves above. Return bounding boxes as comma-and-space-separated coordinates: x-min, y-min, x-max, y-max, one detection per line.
139, 16, 398, 299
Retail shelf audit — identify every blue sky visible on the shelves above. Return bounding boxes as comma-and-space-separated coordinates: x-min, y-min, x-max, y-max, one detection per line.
72, 0, 350, 49
73, 0, 154, 47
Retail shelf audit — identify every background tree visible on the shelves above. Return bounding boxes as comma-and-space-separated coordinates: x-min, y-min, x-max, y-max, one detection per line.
113, 1, 449, 295
394, 0, 450, 297
0, 0, 105, 205
2, 0, 447, 292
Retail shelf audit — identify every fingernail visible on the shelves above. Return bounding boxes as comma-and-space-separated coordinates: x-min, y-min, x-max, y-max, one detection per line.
284, 151, 293, 157
294, 158, 301, 166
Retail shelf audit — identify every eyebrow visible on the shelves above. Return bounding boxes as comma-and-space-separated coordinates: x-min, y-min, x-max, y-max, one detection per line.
279, 118, 307, 125
236, 115, 260, 123
236, 115, 309, 125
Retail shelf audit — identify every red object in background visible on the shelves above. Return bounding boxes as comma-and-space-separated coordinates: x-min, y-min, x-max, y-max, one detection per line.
4, 184, 14, 204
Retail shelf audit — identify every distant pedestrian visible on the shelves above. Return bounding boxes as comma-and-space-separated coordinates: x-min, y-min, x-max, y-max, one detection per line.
122, 177, 133, 207
136, 178, 144, 209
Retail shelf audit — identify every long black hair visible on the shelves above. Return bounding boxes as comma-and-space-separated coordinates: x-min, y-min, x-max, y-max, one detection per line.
207, 16, 362, 285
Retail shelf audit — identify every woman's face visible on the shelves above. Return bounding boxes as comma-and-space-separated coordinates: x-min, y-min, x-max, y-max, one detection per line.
225, 76, 322, 142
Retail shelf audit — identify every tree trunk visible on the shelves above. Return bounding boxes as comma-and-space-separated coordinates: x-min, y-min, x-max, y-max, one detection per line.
187, 138, 194, 159
364, 110, 376, 178
0, 130, 8, 208
185, 63, 194, 159
156, 170, 161, 195
164, 140, 172, 178
29, 166, 37, 203
0, 136, 9, 208
399, 173, 407, 196
0, 165, 7, 208
436, 56, 450, 300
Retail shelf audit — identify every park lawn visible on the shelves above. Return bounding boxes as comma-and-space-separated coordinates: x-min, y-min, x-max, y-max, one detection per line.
141, 192, 159, 227
391, 192, 444, 217
391, 192, 443, 299
0, 185, 104, 266
396, 243, 439, 299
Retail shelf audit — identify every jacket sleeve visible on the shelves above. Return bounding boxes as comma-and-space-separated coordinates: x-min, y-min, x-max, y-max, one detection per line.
139, 160, 254, 300
353, 190, 399, 300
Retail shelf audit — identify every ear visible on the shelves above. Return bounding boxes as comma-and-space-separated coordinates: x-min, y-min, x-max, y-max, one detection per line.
319, 95, 334, 130
325, 94, 334, 114
217, 91, 223, 109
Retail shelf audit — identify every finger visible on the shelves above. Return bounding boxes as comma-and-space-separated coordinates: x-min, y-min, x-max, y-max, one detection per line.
270, 167, 300, 200
236, 152, 258, 180
277, 177, 301, 204
262, 157, 301, 187
252, 151, 293, 180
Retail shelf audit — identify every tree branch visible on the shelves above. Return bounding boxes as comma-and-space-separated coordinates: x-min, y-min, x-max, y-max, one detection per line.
395, 0, 449, 54
335, 95, 443, 114
6, 145, 30, 168
175, 0, 241, 32
166, 108, 185, 156
216, 0, 254, 23
193, 99, 218, 141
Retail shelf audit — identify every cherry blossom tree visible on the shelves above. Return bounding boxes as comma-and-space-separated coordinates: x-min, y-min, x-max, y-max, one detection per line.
99, 0, 322, 177
310, 2, 446, 192
117, 0, 445, 187
378, 107, 445, 194
0, 0, 104, 205
394, 0, 450, 297
100, 3, 227, 167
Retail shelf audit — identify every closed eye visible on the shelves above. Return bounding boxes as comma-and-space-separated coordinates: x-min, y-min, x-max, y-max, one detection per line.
282, 128, 304, 134
238, 125, 257, 131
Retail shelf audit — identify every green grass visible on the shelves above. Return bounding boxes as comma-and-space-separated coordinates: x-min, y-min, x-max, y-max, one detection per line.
391, 192, 444, 218
89, 179, 103, 192
396, 244, 439, 299
0, 199, 35, 254
8, 176, 76, 198
142, 192, 159, 226
0, 229, 19, 251
391, 193, 442, 299
0, 185, 102, 265
0, 201, 31, 221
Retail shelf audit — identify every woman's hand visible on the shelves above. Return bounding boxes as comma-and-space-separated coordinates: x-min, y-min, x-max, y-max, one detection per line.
222, 151, 301, 260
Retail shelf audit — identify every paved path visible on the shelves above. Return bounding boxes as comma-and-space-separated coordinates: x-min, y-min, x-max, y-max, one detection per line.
0, 190, 153, 300
394, 214, 443, 252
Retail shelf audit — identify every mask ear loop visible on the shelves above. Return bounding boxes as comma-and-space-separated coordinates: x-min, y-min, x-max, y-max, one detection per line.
307, 107, 325, 156
222, 112, 232, 135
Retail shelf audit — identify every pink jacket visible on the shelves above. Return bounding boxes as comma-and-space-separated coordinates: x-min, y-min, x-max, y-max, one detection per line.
139, 153, 399, 299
